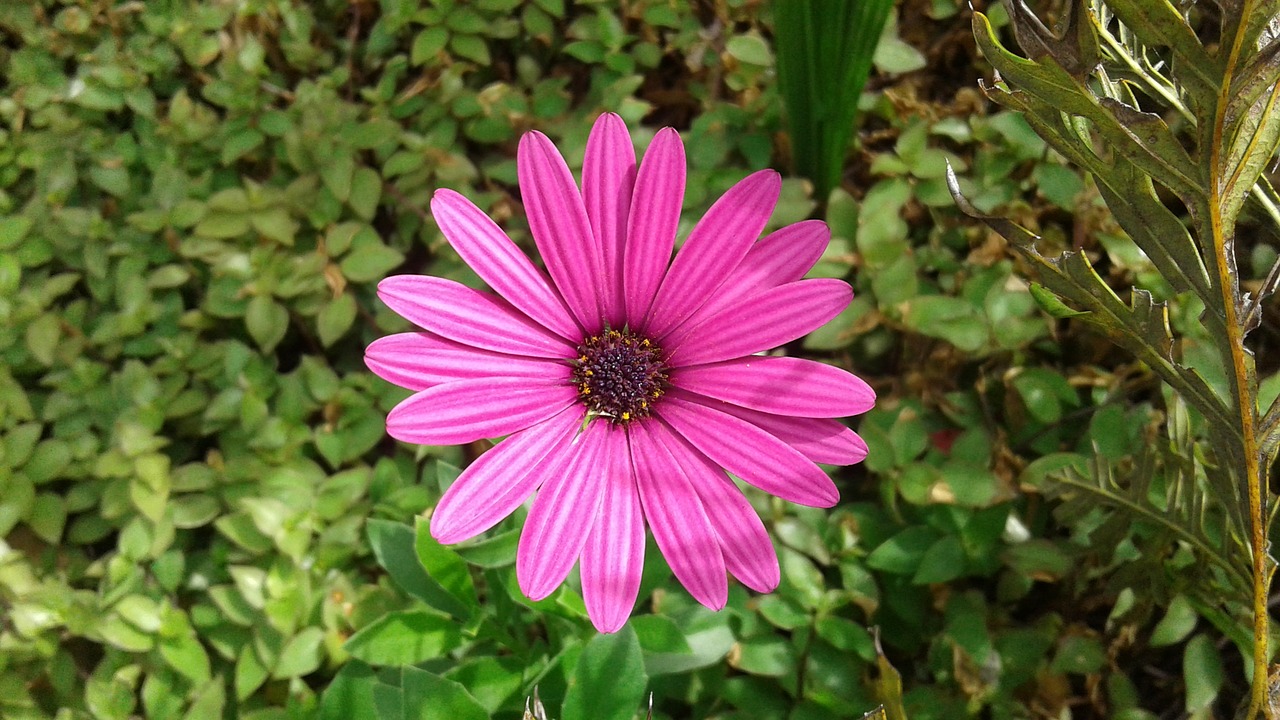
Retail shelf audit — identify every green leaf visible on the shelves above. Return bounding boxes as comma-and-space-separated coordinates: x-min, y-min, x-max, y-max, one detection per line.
0, 216, 34, 250
726, 32, 773, 66
912, 535, 966, 585
340, 232, 404, 283
184, 678, 226, 720
561, 625, 648, 720
814, 616, 874, 659
1011, 368, 1076, 424
903, 295, 987, 352
194, 211, 251, 239
453, 529, 518, 568
444, 657, 523, 714
866, 526, 940, 574
236, 644, 270, 700
321, 154, 355, 202
317, 293, 357, 347
1150, 594, 1198, 647
1050, 635, 1106, 675
245, 296, 289, 352
374, 666, 489, 720
349, 167, 382, 221
450, 34, 491, 65
874, 35, 927, 74
99, 614, 157, 652
731, 636, 793, 677
1028, 282, 1088, 318
159, 633, 212, 685
632, 615, 693, 657
26, 493, 66, 542
344, 610, 464, 666
273, 627, 325, 678
24, 312, 60, 365
250, 207, 298, 245
320, 661, 379, 720
415, 517, 478, 612
412, 27, 449, 65
1182, 634, 1223, 712
366, 519, 470, 618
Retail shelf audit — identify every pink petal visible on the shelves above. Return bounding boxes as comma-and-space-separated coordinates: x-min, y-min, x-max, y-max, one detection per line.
690, 462, 780, 593
656, 392, 839, 507
431, 189, 581, 340
579, 432, 645, 633
386, 378, 577, 446
378, 276, 575, 359
672, 356, 875, 418
518, 131, 603, 332
630, 420, 728, 610
365, 332, 568, 391
667, 220, 829, 338
644, 170, 782, 337
517, 421, 615, 600
582, 114, 636, 329
431, 407, 585, 544
623, 129, 685, 328
719, 405, 869, 465
665, 278, 852, 367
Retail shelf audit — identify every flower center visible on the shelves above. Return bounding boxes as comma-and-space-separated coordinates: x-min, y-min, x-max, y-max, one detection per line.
571, 329, 669, 424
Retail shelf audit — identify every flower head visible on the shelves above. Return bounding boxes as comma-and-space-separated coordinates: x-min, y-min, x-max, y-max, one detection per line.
366, 114, 874, 632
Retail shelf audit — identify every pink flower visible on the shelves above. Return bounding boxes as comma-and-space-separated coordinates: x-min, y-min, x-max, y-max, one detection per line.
365, 114, 874, 633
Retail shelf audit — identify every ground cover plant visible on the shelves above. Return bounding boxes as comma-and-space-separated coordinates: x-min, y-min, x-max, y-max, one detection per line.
2, 0, 1279, 719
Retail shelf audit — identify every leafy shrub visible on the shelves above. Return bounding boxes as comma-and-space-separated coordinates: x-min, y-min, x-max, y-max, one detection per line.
2, 0, 1260, 718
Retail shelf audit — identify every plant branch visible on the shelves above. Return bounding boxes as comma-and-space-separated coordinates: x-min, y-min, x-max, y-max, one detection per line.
1209, 3, 1273, 713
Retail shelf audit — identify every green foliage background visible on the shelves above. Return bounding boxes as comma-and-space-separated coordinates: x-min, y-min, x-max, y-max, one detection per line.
1, 0, 1264, 718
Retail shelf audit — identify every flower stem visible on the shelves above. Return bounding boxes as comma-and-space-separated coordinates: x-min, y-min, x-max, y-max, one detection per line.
1210, 7, 1272, 716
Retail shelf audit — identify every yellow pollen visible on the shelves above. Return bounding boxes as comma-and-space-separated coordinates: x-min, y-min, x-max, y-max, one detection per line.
578, 355, 588, 363
621, 412, 631, 421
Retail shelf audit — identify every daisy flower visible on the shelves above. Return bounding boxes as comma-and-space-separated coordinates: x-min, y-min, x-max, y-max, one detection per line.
365, 113, 874, 633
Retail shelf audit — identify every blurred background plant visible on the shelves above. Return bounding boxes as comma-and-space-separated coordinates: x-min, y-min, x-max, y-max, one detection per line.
950, 0, 1280, 715
1, 0, 1274, 719
774, 0, 893, 201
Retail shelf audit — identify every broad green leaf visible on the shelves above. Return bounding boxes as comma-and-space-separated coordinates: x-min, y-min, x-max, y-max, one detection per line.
273, 626, 325, 678
374, 666, 489, 720
317, 293, 357, 347
1183, 634, 1224, 712
319, 661, 379, 720
245, 296, 289, 352
321, 154, 355, 202
184, 678, 225, 720
912, 535, 966, 585
345, 610, 464, 666
412, 27, 449, 64
349, 167, 382, 221
1150, 594, 1198, 647
340, 232, 404, 283
730, 636, 793, 678
561, 625, 648, 720
0, 216, 34, 249
366, 519, 470, 618
415, 517, 478, 611
236, 644, 270, 700
159, 632, 211, 685
866, 526, 940, 574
